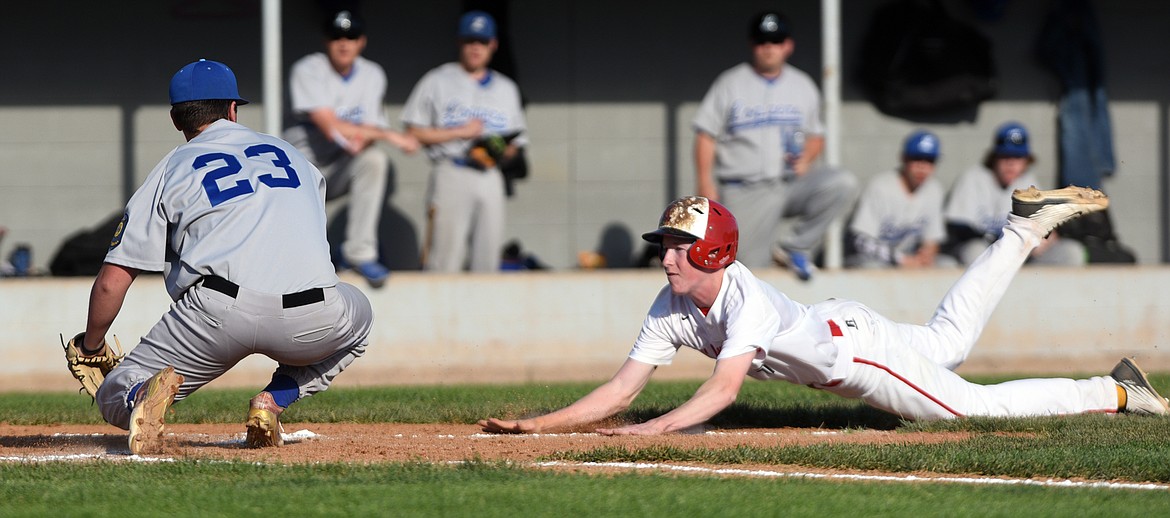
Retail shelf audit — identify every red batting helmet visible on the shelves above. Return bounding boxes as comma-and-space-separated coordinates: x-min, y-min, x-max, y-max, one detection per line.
641, 196, 739, 268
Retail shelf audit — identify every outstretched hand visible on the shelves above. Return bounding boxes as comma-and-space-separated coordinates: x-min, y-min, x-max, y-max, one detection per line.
596, 421, 665, 436
478, 417, 538, 434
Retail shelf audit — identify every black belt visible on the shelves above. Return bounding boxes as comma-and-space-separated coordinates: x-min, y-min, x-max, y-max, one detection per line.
201, 276, 324, 309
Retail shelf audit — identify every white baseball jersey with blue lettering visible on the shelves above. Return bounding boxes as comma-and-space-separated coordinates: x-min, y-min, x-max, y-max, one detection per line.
692, 62, 824, 181
627, 227, 1116, 420
848, 169, 946, 262
944, 165, 1037, 238
400, 62, 527, 162
289, 53, 388, 128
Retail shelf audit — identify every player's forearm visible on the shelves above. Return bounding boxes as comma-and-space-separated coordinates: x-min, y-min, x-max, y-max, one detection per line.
407, 125, 469, 146
694, 132, 718, 199
801, 135, 824, 165
644, 378, 740, 433
84, 263, 138, 350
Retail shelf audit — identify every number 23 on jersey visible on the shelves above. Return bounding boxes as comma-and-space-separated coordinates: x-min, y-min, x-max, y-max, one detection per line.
196, 143, 301, 206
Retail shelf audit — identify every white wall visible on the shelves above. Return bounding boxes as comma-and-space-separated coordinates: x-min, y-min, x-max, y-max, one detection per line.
7, 267, 1170, 392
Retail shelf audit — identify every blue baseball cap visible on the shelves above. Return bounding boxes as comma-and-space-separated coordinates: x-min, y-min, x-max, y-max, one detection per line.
993, 122, 1030, 157
902, 130, 940, 160
169, 59, 249, 105
458, 10, 496, 41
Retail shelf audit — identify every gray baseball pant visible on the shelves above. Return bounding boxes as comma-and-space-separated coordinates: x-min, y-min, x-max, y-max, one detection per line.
424, 161, 505, 272
96, 281, 372, 430
720, 165, 859, 268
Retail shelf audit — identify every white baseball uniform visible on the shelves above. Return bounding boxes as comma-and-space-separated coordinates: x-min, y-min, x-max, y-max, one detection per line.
630, 215, 1116, 420
945, 165, 1085, 265
401, 62, 527, 272
284, 52, 392, 265
96, 119, 373, 430
693, 62, 857, 266
847, 169, 946, 267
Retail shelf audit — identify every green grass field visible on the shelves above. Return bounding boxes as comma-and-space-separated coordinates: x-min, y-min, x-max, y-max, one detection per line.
3, 374, 1169, 516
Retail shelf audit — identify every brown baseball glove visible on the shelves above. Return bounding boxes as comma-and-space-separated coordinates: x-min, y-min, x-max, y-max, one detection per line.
61, 332, 124, 400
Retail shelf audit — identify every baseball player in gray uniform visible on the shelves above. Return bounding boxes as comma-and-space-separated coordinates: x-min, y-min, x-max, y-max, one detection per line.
401, 10, 527, 272
284, 9, 419, 287
846, 130, 948, 268
945, 122, 1086, 266
77, 60, 372, 454
481, 190, 1168, 435
694, 11, 857, 280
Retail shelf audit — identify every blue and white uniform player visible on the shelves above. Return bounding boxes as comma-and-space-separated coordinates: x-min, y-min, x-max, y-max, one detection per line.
945, 122, 1085, 266
693, 10, 857, 279
846, 130, 948, 268
80, 60, 373, 454
284, 9, 419, 287
401, 11, 527, 272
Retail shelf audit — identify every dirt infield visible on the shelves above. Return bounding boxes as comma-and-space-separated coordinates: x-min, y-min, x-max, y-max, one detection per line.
1, 422, 965, 465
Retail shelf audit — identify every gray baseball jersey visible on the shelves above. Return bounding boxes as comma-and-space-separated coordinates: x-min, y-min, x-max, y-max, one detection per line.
629, 219, 1116, 420
848, 169, 946, 263
97, 119, 369, 430
944, 165, 1037, 238
289, 53, 388, 128
692, 62, 824, 181
400, 62, 527, 163
107, 119, 338, 299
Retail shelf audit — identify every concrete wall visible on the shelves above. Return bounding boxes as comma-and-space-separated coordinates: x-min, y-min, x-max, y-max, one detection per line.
2, 1, 1169, 273
6, 266, 1170, 392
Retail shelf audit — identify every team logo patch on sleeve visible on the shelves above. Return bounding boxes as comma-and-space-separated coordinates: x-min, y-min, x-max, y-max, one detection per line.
109, 211, 128, 250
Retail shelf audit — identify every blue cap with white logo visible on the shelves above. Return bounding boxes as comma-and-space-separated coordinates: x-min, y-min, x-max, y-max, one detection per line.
903, 130, 940, 160
458, 10, 496, 40
993, 122, 1030, 157
169, 59, 249, 105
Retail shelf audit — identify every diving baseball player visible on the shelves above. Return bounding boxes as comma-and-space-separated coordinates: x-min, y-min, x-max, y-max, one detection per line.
481, 189, 1168, 435
74, 60, 372, 454
400, 10, 527, 272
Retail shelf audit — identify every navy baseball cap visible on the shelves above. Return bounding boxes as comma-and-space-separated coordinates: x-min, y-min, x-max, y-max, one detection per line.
169, 59, 248, 105
458, 10, 496, 41
903, 130, 940, 160
749, 11, 790, 44
324, 10, 365, 39
993, 122, 1031, 157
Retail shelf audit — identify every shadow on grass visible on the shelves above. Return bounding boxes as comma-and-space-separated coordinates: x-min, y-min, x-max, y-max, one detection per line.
621, 402, 905, 431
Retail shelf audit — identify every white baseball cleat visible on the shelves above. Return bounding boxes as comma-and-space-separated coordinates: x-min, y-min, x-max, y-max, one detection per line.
128, 366, 184, 455
1111, 357, 1170, 415
1011, 186, 1109, 235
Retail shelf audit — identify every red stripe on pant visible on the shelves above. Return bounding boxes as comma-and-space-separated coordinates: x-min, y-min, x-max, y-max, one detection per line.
852, 357, 964, 417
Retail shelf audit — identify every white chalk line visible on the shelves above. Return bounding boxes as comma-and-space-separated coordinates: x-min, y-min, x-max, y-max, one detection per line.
4, 430, 1167, 491
531, 460, 1170, 491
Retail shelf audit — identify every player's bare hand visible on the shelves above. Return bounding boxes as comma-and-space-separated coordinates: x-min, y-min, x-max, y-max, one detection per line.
388, 131, 421, 154
478, 417, 539, 434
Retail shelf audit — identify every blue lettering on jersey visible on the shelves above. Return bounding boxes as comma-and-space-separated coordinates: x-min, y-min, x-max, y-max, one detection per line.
440, 101, 509, 133
726, 101, 802, 134
335, 106, 365, 124
878, 218, 926, 244
196, 145, 302, 207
